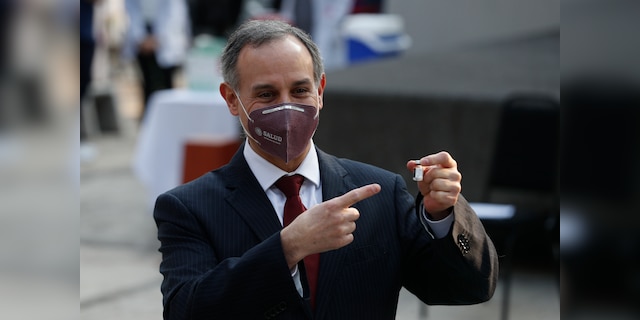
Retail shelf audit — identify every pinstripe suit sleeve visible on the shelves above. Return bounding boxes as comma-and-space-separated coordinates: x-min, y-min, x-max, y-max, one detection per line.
330, 155, 497, 310
154, 191, 305, 319
400, 173, 499, 305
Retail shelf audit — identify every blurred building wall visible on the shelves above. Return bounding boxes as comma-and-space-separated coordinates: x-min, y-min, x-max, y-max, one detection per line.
385, 0, 559, 54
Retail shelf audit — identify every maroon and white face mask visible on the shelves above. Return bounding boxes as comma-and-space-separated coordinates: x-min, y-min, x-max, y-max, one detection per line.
237, 96, 319, 163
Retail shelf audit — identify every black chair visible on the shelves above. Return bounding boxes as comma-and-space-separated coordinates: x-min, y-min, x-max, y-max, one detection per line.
470, 93, 560, 320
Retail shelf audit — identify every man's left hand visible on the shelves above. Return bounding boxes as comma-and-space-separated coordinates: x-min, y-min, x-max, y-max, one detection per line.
407, 151, 461, 220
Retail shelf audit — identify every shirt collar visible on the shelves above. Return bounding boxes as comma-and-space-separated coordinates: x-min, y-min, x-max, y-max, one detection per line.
243, 139, 320, 191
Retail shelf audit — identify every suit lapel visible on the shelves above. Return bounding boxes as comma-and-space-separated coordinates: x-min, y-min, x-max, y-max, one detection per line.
222, 145, 283, 241
317, 148, 350, 202
315, 148, 356, 315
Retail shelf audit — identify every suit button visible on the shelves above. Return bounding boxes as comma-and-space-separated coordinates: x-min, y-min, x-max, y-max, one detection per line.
458, 234, 470, 255
278, 301, 287, 311
264, 310, 276, 319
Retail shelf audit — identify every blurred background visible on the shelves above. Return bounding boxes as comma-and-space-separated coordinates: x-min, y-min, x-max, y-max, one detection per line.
0, 0, 636, 319
561, 1, 640, 319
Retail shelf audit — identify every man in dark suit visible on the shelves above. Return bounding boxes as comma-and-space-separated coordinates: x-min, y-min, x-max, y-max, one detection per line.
154, 19, 498, 319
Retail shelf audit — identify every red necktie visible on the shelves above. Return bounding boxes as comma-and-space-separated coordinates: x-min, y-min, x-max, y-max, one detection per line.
275, 174, 320, 310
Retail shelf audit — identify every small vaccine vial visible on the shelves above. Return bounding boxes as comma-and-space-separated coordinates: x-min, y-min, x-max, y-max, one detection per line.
412, 160, 423, 182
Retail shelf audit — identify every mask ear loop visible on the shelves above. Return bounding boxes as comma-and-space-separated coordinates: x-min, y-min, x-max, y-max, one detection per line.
234, 91, 253, 122
234, 91, 261, 145
312, 94, 321, 119
308, 95, 320, 141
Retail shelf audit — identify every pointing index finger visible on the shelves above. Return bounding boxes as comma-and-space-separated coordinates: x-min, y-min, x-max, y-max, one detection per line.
331, 183, 381, 208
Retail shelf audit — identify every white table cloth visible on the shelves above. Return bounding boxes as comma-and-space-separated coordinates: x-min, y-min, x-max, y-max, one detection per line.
133, 89, 240, 209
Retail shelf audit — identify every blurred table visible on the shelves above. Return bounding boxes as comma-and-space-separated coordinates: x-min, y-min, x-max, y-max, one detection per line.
133, 89, 241, 209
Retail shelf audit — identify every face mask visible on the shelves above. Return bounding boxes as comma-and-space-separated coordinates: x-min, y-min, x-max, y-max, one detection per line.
236, 93, 320, 163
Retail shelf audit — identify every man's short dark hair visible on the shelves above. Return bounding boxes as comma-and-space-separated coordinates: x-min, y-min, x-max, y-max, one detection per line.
220, 19, 324, 90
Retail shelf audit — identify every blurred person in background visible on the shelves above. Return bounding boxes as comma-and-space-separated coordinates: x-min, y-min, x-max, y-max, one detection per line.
278, 0, 353, 70
153, 19, 498, 319
80, 0, 96, 141
122, 0, 191, 122
0, 0, 14, 75
0, 0, 15, 131
0, 0, 50, 131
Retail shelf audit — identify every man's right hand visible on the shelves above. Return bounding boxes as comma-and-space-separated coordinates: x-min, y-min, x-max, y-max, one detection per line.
138, 36, 158, 55
280, 183, 381, 269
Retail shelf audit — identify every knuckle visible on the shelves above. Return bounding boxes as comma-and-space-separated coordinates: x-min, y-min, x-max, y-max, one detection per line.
350, 191, 361, 203
344, 233, 354, 244
323, 201, 339, 213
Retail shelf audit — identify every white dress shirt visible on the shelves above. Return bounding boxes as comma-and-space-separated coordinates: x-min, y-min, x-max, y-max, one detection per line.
242, 140, 453, 296
244, 141, 321, 296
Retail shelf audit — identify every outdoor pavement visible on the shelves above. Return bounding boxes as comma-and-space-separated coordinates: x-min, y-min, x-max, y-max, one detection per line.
79, 65, 560, 319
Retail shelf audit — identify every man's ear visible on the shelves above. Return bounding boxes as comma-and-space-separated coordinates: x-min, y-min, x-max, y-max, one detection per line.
220, 82, 240, 116
317, 73, 326, 110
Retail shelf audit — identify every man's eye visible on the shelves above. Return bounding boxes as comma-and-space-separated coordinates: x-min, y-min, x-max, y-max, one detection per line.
294, 88, 310, 94
257, 92, 274, 98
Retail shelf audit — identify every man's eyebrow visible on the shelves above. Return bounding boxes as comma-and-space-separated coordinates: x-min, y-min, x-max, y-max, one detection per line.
292, 79, 313, 87
250, 83, 275, 92
250, 79, 313, 92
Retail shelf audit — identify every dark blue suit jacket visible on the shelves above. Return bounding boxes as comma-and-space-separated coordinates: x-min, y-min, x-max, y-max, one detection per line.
154, 146, 498, 319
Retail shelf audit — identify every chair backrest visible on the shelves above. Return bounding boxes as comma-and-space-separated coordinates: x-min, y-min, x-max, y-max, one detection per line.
486, 94, 560, 201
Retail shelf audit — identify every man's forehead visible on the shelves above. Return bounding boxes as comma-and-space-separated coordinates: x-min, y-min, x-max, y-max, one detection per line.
236, 35, 314, 88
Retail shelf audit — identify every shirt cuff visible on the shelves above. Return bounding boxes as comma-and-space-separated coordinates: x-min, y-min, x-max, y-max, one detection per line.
291, 265, 303, 296
420, 205, 454, 239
